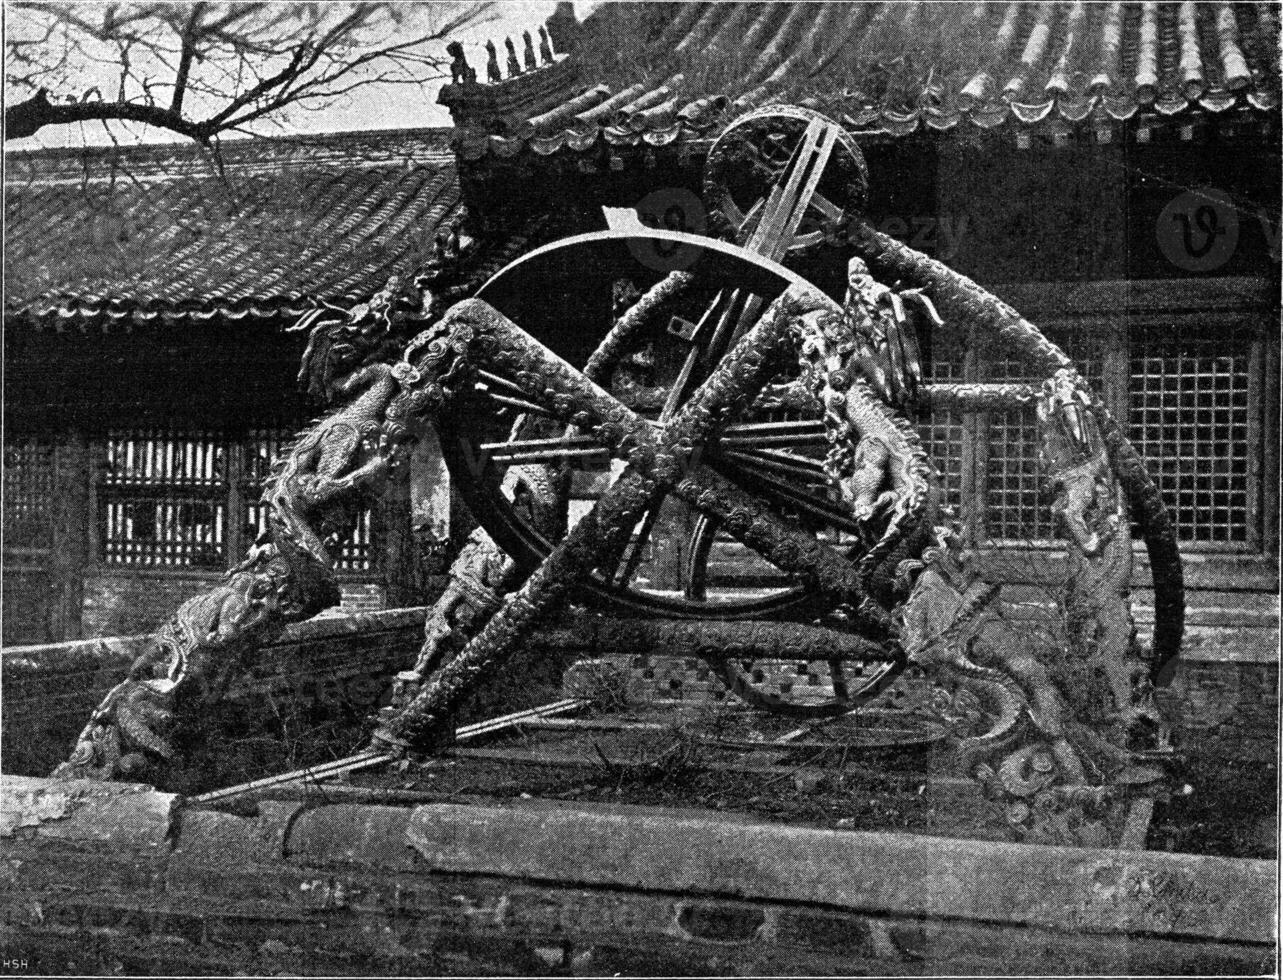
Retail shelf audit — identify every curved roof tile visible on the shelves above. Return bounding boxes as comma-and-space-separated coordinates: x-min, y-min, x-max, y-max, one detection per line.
4, 129, 476, 328
452, 1, 1278, 158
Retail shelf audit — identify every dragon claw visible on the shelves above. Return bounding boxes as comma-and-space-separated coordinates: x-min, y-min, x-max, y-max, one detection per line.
84, 679, 179, 767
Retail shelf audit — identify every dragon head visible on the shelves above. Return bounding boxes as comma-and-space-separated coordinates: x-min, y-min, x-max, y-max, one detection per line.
1037, 370, 1117, 556
1037, 369, 1101, 462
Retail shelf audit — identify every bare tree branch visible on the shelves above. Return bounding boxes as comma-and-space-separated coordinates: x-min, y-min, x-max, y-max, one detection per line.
169, 3, 205, 114
5, 1, 497, 143
6, 87, 206, 140
203, 43, 310, 128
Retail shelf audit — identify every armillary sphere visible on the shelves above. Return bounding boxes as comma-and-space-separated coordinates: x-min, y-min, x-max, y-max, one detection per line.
438, 105, 1185, 722
440, 229, 903, 717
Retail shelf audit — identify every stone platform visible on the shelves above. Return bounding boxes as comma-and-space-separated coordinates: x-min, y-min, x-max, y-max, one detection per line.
1, 775, 1275, 976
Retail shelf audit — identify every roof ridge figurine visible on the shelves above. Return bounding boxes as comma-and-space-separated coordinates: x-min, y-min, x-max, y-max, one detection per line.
505, 36, 522, 78
446, 41, 475, 85
485, 39, 502, 84
523, 30, 538, 72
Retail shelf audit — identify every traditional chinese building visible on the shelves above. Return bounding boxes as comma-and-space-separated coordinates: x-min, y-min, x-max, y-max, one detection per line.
5, 1, 1279, 672
2, 128, 521, 641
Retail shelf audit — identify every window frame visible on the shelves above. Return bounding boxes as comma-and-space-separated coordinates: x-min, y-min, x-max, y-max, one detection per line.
962, 277, 1278, 572
88, 426, 380, 578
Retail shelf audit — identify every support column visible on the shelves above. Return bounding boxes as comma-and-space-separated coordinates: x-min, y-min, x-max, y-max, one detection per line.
50, 429, 92, 641
377, 452, 416, 608
959, 326, 986, 545
226, 437, 246, 570
411, 429, 453, 580
381, 430, 453, 607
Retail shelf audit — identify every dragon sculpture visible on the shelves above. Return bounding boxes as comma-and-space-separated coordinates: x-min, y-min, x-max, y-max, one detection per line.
55, 284, 430, 781
1039, 370, 1163, 754
758, 259, 1169, 842
794, 260, 934, 591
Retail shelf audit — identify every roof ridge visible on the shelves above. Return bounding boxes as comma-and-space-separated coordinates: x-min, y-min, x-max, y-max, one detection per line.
8, 122, 454, 149
4, 125, 457, 167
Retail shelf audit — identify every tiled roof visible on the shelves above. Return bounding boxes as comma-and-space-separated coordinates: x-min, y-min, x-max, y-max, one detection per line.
451, 1, 1281, 158
4, 129, 480, 327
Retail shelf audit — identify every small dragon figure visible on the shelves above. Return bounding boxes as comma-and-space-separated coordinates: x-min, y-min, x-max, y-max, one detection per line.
522, 30, 538, 72
504, 37, 521, 78
484, 40, 502, 84
1038, 370, 1118, 558
787, 259, 935, 605
447, 41, 475, 85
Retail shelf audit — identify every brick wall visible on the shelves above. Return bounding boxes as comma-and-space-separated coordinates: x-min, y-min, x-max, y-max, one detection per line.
1, 568, 56, 644
80, 570, 388, 637
2, 608, 425, 782
1155, 657, 1280, 760
6, 606, 1276, 782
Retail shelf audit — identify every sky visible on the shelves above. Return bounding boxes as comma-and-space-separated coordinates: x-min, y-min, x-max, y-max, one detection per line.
8, 1, 573, 149
297, 1, 566, 135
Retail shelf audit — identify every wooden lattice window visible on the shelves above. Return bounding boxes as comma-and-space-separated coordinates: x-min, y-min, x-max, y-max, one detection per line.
919, 351, 965, 522
932, 305, 1271, 558
1128, 323, 1254, 548
3, 438, 56, 552
100, 429, 228, 568
98, 425, 376, 572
